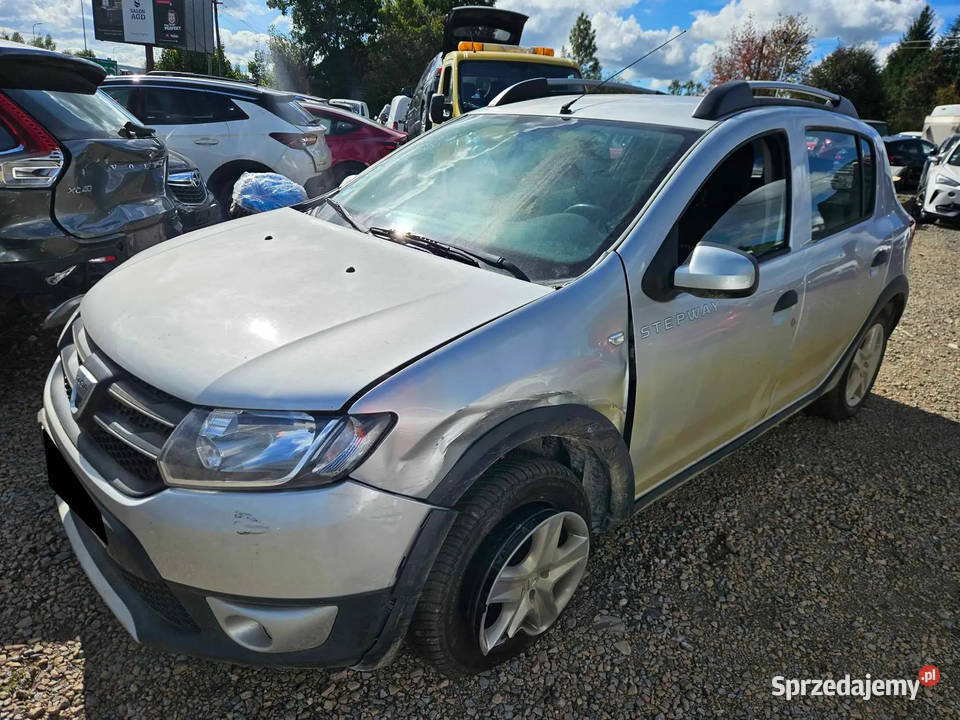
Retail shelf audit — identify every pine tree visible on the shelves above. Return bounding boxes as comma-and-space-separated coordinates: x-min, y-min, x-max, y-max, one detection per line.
883, 6, 941, 131
568, 13, 602, 80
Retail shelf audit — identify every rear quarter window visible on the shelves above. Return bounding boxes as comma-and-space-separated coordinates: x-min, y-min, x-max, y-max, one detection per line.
0, 122, 16, 151
4, 89, 139, 140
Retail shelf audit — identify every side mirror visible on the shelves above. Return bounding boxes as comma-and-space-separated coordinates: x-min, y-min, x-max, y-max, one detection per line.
429, 93, 449, 124
673, 242, 758, 297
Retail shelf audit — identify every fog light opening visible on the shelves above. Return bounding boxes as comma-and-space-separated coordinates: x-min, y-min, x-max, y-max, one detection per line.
223, 614, 273, 650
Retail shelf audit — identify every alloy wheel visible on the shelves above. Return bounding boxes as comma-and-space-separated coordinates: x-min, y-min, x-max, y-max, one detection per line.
845, 323, 885, 407
478, 510, 589, 655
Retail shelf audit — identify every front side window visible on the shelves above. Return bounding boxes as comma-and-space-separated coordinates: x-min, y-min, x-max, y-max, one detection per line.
314, 113, 699, 282
675, 133, 790, 262
458, 61, 580, 111
807, 129, 875, 240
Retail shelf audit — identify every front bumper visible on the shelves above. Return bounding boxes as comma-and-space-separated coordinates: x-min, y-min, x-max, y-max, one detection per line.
921, 182, 960, 218
174, 191, 224, 233
41, 357, 454, 667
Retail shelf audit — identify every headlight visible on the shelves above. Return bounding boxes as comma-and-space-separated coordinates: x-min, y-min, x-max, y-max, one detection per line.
935, 174, 960, 187
158, 409, 393, 489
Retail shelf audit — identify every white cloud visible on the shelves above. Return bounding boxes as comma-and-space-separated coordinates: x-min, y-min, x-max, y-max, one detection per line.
219, 28, 270, 68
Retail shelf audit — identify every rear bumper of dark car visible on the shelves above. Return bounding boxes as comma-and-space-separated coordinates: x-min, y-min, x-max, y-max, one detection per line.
0, 218, 173, 307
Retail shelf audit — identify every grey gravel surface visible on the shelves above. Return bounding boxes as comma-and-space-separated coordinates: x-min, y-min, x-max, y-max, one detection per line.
1, 224, 958, 719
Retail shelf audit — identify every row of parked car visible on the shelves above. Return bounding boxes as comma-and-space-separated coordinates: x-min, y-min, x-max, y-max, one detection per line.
0, 40, 411, 314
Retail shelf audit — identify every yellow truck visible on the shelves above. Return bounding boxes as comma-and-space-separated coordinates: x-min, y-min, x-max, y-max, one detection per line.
403, 7, 581, 138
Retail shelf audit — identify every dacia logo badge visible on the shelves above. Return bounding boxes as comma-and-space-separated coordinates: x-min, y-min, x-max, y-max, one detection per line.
70, 365, 98, 416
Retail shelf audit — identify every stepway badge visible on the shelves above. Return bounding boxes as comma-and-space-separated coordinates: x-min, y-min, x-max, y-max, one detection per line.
121, 0, 155, 44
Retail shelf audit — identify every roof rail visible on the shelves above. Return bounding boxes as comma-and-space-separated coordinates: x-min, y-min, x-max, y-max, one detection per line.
693, 81, 858, 120
489, 77, 662, 108
145, 70, 258, 86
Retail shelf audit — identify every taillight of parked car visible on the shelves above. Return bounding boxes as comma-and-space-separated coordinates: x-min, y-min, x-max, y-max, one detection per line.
269, 132, 318, 150
378, 141, 398, 160
0, 92, 63, 188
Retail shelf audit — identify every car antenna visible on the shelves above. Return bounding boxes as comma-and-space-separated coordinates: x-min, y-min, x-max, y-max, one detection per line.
560, 29, 687, 115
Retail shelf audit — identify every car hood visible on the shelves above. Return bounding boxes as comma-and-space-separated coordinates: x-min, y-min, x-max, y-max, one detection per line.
80, 209, 549, 409
933, 162, 960, 182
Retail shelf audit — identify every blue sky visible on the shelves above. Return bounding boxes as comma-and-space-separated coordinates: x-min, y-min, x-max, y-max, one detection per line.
1, 0, 957, 88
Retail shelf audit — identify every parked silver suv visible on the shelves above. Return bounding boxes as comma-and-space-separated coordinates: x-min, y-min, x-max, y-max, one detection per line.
40, 81, 912, 676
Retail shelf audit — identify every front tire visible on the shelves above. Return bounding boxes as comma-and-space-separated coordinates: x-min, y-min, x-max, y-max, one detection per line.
810, 312, 889, 421
409, 458, 591, 677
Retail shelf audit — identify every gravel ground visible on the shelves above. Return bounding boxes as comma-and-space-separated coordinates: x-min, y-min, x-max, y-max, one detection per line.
1, 223, 958, 720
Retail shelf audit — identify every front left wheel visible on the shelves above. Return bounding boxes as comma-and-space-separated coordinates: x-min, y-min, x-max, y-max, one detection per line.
408, 458, 591, 677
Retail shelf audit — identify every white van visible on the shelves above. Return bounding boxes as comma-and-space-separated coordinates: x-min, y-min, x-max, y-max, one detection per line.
386, 94, 411, 132
922, 105, 960, 145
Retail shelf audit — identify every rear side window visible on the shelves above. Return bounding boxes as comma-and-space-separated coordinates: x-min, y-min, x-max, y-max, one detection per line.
806, 130, 876, 240
102, 86, 135, 112
884, 139, 924, 165
264, 97, 317, 127
4, 89, 139, 140
140, 88, 247, 124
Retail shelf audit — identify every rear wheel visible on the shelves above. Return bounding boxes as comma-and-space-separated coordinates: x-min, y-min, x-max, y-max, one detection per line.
409, 458, 591, 677
809, 312, 889, 421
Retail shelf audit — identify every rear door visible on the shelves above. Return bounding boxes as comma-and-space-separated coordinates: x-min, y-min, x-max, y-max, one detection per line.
131, 85, 233, 182
5, 87, 170, 243
781, 127, 886, 402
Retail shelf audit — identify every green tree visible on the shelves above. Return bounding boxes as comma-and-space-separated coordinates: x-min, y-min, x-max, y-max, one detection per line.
568, 12, 601, 80
268, 30, 313, 93
666, 79, 705, 96
247, 48, 274, 87
808, 46, 887, 120
156, 44, 245, 80
0, 31, 25, 43
883, 5, 940, 131
65, 48, 97, 59
29, 33, 56, 50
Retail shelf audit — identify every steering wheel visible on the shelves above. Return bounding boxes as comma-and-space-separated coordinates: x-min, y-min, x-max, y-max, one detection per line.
563, 203, 606, 224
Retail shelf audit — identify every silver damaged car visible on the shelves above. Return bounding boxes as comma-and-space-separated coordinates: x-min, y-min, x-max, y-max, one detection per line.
40, 80, 912, 676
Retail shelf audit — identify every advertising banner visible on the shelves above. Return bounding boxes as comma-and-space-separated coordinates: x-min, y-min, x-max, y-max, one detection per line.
92, 0, 209, 51
120, 0, 156, 45
154, 0, 186, 48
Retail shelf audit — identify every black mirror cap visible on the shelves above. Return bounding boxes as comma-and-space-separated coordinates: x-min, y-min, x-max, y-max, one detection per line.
429, 93, 447, 124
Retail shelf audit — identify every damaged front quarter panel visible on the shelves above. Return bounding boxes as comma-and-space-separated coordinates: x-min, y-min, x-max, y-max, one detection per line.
348, 253, 634, 528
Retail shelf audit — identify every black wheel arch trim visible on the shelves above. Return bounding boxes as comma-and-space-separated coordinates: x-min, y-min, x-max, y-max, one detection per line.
424, 405, 635, 531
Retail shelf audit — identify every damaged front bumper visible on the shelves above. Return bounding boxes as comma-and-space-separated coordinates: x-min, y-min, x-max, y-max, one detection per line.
40, 358, 454, 668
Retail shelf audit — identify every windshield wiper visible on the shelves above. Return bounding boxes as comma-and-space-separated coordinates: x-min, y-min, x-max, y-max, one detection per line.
324, 196, 365, 233
368, 227, 530, 282
121, 120, 155, 138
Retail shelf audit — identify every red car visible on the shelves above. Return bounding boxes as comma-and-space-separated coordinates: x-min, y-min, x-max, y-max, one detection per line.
299, 101, 406, 186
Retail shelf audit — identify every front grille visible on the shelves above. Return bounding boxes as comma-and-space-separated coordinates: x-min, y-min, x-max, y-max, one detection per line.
58, 317, 190, 496
89, 424, 165, 489
117, 567, 199, 631
167, 171, 207, 204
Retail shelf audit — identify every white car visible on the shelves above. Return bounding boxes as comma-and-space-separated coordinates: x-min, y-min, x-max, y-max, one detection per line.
916, 140, 960, 221
329, 98, 370, 118
103, 73, 333, 205
386, 95, 411, 132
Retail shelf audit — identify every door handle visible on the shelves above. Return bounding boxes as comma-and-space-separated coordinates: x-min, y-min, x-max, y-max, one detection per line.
872, 249, 889, 267
773, 290, 798, 313
194, 137, 219, 145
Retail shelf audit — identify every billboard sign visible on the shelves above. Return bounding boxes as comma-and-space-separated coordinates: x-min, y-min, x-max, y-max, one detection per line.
121, 0, 155, 45
154, 0, 185, 47
92, 0, 213, 53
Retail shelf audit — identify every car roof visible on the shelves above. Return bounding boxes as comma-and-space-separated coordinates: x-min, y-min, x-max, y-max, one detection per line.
299, 98, 396, 132
480, 93, 716, 131
102, 73, 296, 101
882, 134, 924, 142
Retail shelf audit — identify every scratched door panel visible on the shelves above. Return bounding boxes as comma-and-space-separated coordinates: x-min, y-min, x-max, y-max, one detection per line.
626, 251, 801, 496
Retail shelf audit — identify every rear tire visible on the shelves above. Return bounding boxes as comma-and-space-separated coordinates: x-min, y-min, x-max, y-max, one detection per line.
809, 311, 890, 421
408, 458, 591, 677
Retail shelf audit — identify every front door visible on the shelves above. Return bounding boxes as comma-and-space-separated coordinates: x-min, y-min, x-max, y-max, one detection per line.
622, 130, 805, 495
